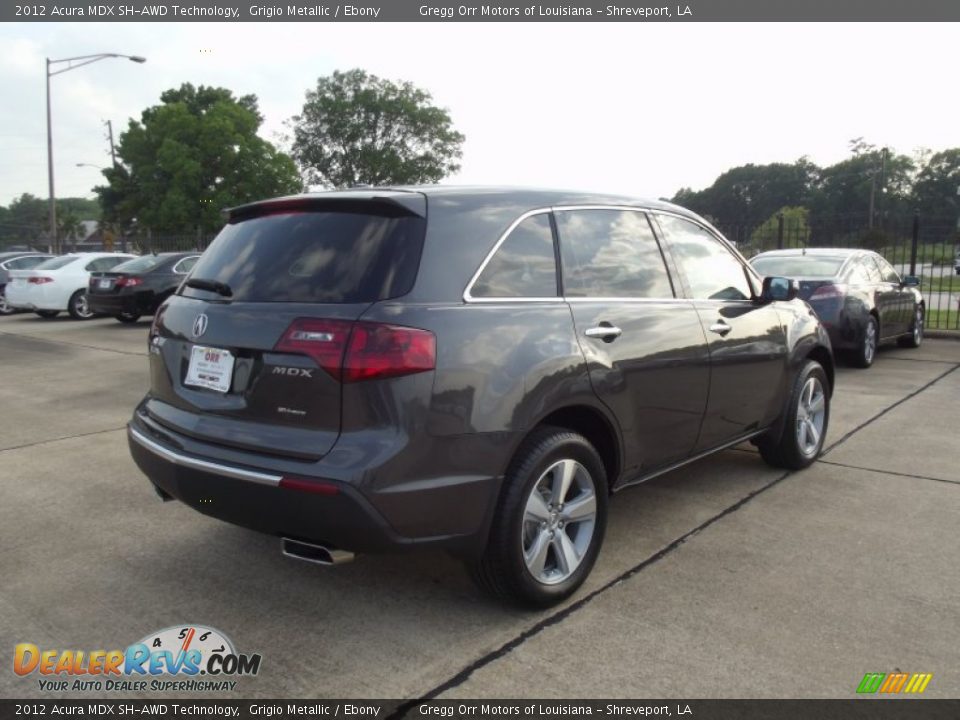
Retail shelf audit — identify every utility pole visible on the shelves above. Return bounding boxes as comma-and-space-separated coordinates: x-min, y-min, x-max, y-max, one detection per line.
46, 58, 57, 253
106, 119, 117, 167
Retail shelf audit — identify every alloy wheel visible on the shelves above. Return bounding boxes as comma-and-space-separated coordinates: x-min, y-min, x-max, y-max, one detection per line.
522, 458, 597, 585
913, 307, 923, 345
75, 294, 92, 319
863, 321, 876, 365
795, 376, 826, 457
0, 292, 10, 315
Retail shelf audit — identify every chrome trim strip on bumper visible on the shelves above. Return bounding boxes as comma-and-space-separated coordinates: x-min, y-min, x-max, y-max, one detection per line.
128, 426, 282, 486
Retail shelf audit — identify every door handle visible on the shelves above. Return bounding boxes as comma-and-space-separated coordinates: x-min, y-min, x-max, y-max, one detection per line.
585, 325, 623, 340
709, 320, 732, 336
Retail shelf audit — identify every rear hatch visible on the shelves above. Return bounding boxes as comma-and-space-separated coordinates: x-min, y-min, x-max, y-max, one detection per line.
145, 194, 427, 461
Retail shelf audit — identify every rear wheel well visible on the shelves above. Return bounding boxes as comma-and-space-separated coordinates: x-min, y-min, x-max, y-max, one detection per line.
807, 345, 834, 394
533, 406, 620, 489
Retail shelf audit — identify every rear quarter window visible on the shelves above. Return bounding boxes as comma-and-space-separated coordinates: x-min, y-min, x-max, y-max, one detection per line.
182, 209, 426, 303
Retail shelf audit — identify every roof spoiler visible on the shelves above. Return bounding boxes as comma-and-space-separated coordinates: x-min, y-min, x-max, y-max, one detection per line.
224, 191, 427, 222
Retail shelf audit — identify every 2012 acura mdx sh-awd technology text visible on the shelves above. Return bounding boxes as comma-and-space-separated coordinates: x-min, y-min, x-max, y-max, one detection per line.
128, 187, 834, 606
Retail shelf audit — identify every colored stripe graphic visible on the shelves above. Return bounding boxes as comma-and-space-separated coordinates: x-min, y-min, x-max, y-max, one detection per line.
857, 672, 932, 694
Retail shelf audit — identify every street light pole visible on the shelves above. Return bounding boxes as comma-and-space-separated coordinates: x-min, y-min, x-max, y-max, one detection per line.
45, 58, 56, 254
45, 52, 146, 254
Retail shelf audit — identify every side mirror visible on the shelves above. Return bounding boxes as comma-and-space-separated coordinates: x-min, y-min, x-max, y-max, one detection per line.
902, 275, 920, 287
761, 276, 799, 303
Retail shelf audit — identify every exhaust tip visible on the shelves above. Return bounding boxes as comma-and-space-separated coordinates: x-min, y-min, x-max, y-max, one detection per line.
282, 537, 355, 566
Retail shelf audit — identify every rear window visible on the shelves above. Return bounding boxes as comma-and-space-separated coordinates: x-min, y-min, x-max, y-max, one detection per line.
751, 255, 845, 278
35, 256, 79, 271
182, 209, 426, 303
113, 255, 166, 273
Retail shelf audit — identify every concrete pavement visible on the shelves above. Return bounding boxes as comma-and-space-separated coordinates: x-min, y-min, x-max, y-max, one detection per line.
1, 313, 957, 700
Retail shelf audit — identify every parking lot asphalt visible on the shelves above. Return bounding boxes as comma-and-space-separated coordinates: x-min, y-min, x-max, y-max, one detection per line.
1, 313, 957, 700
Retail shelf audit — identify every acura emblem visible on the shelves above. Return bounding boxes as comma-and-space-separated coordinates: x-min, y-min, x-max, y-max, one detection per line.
192, 313, 209, 338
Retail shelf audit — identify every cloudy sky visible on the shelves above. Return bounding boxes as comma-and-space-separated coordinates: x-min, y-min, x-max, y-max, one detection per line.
0, 21, 956, 207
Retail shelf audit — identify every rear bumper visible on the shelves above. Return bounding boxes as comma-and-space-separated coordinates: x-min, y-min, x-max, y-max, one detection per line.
88, 292, 154, 316
127, 417, 502, 558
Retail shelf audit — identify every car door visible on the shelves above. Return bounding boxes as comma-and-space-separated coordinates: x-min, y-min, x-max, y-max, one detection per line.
556, 207, 710, 478
653, 213, 789, 452
865, 254, 904, 337
873, 254, 911, 335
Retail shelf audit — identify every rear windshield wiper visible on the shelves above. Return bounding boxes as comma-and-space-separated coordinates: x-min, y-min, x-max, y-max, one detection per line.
185, 277, 233, 297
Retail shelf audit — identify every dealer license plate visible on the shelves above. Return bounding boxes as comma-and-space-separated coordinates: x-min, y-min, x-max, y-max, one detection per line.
185, 345, 235, 393
98, 278, 113, 289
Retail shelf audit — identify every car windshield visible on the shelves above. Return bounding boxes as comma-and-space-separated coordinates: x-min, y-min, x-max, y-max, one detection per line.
34, 256, 80, 271
112, 255, 164, 273
751, 255, 845, 278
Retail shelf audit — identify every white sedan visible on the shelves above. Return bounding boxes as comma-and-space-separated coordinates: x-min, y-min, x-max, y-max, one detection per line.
6, 252, 137, 319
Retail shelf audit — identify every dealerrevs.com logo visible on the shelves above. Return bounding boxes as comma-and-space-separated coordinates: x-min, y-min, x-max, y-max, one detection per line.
14, 625, 262, 693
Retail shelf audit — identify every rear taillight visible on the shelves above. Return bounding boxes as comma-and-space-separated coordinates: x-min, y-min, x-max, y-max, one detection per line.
275, 319, 354, 380
116, 276, 143, 288
28, 277, 53, 285
343, 322, 436, 383
275, 319, 436, 383
809, 284, 847, 301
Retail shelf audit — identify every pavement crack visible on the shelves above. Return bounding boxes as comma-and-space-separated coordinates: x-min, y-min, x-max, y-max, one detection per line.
817, 459, 959, 486
0, 426, 127, 454
822, 363, 959, 456
387, 469, 793, 716
397, 361, 960, 707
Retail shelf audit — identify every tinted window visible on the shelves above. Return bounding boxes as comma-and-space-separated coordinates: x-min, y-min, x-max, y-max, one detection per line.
113, 255, 165, 273
471, 213, 557, 298
183, 210, 425, 303
874, 255, 900, 283
846, 260, 873, 285
36, 256, 80, 271
85, 257, 129, 272
751, 255, 845, 278
658, 215, 751, 300
556, 210, 673, 298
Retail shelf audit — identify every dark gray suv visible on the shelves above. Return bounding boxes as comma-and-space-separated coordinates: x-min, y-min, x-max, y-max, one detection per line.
128, 187, 834, 606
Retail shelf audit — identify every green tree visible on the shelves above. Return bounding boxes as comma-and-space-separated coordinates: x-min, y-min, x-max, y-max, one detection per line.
809, 142, 915, 222
912, 148, 960, 222
291, 69, 465, 188
671, 159, 817, 225
57, 211, 83, 243
96, 83, 302, 236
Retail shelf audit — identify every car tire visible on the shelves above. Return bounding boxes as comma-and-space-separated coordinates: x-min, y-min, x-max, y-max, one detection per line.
898, 305, 923, 348
67, 290, 94, 320
35, 310, 59, 319
758, 360, 830, 470
116, 312, 141, 324
850, 316, 879, 368
471, 426, 608, 608
0, 289, 14, 316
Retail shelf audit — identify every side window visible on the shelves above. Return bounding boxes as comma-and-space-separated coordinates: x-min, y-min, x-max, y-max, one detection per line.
84, 259, 103, 271
861, 256, 883, 284
657, 215, 752, 301
470, 213, 557, 298
874, 256, 900, 284
555, 209, 673, 298
847, 260, 872, 285
174, 256, 199, 274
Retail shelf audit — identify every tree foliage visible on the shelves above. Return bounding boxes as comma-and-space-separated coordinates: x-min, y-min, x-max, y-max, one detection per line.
290, 69, 465, 188
0, 194, 99, 246
912, 148, 960, 221
96, 83, 302, 235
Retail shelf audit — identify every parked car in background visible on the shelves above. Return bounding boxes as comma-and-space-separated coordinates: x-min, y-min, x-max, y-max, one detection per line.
954, 248, 959, 276
128, 187, 835, 607
751, 248, 924, 368
87, 252, 200, 323
5, 252, 137, 319
0, 251, 55, 315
